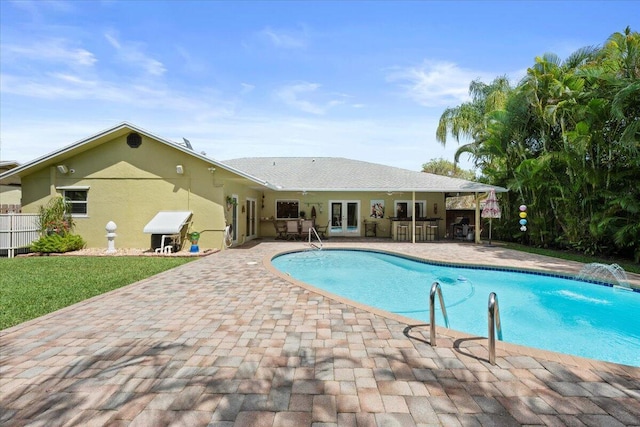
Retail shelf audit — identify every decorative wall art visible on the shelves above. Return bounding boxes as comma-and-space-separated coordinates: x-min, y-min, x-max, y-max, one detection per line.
370, 200, 385, 218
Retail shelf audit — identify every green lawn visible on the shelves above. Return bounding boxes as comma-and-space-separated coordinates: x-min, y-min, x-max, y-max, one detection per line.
0, 256, 195, 330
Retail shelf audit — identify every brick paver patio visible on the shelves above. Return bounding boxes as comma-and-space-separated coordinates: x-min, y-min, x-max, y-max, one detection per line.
1, 240, 639, 426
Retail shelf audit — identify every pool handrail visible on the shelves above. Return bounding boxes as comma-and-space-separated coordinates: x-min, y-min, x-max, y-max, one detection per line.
429, 282, 449, 346
308, 226, 323, 250
488, 292, 503, 365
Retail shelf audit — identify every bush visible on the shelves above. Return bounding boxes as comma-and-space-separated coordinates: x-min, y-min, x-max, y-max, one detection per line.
37, 196, 74, 235
31, 196, 85, 254
31, 234, 86, 254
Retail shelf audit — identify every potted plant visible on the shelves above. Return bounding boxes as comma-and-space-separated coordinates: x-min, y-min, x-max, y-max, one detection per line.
188, 231, 200, 253
226, 196, 237, 211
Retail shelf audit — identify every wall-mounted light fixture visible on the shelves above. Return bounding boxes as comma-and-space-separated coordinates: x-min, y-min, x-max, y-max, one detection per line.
176, 165, 184, 175
57, 165, 69, 174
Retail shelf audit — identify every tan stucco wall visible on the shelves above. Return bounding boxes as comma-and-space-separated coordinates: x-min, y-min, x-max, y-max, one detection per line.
20, 134, 262, 251
0, 186, 22, 206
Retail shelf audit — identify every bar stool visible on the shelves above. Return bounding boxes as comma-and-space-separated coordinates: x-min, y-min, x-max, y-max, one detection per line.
427, 219, 439, 241
428, 225, 439, 240
414, 223, 425, 241
397, 224, 409, 241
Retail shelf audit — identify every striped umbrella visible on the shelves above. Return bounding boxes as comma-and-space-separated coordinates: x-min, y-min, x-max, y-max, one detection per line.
481, 189, 501, 245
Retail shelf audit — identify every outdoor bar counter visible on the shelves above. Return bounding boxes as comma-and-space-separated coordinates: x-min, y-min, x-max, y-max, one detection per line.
389, 217, 442, 241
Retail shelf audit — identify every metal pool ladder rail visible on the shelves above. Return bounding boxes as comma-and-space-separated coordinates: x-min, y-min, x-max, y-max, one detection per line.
429, 282, 449, 346
308, 227, 323, 250
488, 292, 503, 365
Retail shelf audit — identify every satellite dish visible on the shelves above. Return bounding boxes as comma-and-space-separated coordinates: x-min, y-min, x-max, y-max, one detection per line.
182, 138, 193, 150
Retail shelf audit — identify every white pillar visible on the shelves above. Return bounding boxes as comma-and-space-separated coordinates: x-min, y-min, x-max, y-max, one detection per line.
475, 193, 481, 243
105, 221, 117, 253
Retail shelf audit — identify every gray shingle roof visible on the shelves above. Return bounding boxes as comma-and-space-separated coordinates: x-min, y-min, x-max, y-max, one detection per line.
222, 157, 507, 193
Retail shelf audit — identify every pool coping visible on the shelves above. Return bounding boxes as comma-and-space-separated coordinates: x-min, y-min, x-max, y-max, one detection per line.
264, 246, 640, 374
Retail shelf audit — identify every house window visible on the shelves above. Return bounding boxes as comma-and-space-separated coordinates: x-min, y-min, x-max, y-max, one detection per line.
394, 200, 427, 219
57, 187, 89, 216
276, 200, 299, 219
395, 202, 409, 219
414, 201, 426, 218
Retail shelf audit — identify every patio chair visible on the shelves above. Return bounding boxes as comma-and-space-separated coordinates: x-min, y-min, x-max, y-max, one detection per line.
285, 220, 300, 240
300, 219, 315, 238
316, 220, 330, 239
273, 220, 287, 240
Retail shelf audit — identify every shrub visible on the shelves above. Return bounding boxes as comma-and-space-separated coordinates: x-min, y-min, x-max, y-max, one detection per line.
31, 234, 86, 254
37, 196, 75, 235
32, 196, 85, 254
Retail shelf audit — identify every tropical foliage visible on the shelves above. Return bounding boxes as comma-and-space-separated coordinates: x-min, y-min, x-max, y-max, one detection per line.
421, 158, 477, 180
437, 27, 640, 261
31, 196, 86, 253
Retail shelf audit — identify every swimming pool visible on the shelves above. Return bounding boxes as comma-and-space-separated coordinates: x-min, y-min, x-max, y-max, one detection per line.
272, 249, 640, 367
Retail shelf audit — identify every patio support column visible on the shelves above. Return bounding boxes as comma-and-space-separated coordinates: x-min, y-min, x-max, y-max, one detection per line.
412, 191, 416, 243
475, 192, 481, 243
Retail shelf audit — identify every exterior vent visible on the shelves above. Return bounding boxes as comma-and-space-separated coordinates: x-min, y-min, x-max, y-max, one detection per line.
127, 132, 142, 148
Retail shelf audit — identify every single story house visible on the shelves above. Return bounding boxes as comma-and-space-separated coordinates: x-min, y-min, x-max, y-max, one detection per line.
0, 161, 22, 213
0, 122, 507, 251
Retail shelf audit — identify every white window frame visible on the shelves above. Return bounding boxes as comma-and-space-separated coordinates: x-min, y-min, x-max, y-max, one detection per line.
275, 199, 300, 219
56, 186, 89, 217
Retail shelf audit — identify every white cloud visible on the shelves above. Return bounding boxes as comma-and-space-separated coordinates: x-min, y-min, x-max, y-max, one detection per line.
387, 60, 495, 107
0, 70, 238, 121
174, 45, 208, 75
1, 39, 96, 67
104, 32, 121, 49
274, 82, 346, 115
261, 26, 308, 49
104, 31, 166, 76
8, 0, 75, 19
240, 83, 255, 95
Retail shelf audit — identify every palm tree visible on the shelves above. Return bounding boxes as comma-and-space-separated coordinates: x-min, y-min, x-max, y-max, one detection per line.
436, 76, 512, 167
436, 27, 640, 260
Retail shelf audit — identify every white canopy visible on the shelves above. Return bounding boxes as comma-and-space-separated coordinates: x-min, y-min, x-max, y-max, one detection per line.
143, 211, 192, 234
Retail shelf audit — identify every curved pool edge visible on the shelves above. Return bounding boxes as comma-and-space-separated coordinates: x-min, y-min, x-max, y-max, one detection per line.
264, 246, 640, 373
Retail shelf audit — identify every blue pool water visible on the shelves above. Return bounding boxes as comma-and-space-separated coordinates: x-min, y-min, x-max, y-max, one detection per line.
272, 250, 640, 367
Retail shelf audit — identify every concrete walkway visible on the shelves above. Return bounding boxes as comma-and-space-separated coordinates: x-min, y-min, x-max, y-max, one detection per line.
1, 240, 639, 426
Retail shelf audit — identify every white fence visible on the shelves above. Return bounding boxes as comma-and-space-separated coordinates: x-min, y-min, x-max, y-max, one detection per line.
0, 214, 39, 258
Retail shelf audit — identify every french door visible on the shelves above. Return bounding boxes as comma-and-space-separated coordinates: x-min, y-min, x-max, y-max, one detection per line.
245, 197, 257, 241
230, 194, 239, 244
329, 201, 360, 236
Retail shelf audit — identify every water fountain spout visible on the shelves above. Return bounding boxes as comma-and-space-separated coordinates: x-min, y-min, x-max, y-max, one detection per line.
577, 263, 630, 289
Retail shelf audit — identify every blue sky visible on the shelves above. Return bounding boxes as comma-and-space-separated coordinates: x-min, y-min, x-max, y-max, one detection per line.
1, 1, 636, 172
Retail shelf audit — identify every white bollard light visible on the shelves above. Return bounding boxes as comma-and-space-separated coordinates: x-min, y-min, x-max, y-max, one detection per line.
105, 221, 117, 254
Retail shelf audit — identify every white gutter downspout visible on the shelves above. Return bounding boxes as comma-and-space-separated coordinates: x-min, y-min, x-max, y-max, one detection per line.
50, 166, 57, 196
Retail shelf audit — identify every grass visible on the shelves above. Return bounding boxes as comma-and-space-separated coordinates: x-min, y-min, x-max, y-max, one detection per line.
0, 256, 195, 330
501, 242, 640, 275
